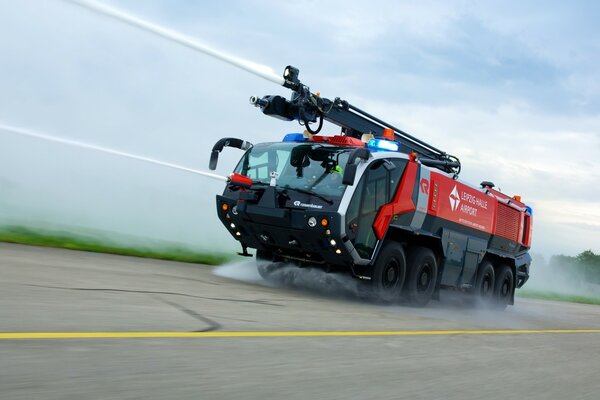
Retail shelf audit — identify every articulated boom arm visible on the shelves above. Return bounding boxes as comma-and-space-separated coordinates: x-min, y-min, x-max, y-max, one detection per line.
251, 66, 461, 175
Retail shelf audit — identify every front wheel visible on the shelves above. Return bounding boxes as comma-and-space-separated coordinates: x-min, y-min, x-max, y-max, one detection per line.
405, 247, 438, 307
256, 249, 281, 280
366, 242, 407, 303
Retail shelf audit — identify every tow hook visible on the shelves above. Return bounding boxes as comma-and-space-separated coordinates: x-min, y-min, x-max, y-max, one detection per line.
238, 244, 252, 257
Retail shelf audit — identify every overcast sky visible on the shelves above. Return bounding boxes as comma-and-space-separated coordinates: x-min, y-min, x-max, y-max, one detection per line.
0, 0, 599, 256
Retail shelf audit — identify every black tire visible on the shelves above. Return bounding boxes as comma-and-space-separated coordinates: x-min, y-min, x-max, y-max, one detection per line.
367, 242, 407, 303
256, 249, 279, 280
493, 265, 514, 310
405, 247, 438, 307
474, 261, 495, 305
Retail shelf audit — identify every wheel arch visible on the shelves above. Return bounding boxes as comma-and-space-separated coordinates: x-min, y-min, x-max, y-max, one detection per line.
384, 227, 443, 260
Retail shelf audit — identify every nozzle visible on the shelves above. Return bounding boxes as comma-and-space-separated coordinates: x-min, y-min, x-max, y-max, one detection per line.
249, 96, 268, 108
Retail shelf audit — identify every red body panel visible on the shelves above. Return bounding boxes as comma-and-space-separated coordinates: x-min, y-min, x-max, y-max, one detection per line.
429, 171, 495, 234
371, 163, 532, 249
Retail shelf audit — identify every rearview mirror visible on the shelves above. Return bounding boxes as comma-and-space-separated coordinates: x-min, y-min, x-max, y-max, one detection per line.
342, 148, 370, 185
208, 137, 253, 170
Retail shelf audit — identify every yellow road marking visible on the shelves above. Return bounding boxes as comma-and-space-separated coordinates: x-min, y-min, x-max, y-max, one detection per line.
1, 329, 600, 340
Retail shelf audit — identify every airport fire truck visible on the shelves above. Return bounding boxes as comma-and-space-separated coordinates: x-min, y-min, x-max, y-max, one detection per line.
210, 66, 532, 308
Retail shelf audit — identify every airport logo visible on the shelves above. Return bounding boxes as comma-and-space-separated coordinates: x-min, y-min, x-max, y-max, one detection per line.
449, 185, 461, 212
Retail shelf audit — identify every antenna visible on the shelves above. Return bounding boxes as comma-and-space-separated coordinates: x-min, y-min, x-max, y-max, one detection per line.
65, 0, 285, 86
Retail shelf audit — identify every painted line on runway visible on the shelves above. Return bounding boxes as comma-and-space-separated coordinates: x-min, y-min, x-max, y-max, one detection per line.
2, 329, 600, 340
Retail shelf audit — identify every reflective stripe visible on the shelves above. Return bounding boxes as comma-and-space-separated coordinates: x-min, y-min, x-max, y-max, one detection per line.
410, 167, 431, 229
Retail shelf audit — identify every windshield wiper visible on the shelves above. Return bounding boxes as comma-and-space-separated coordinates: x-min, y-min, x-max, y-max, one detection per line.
282, 186, 333, 205
250, 181, 269, 188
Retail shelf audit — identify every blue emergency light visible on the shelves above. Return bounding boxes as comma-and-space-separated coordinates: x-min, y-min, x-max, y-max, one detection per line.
526, 206, 533, 216
367, 138, 400, 152
282, 133, 306, 142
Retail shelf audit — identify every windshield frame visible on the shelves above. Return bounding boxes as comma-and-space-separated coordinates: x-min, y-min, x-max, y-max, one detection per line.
234, 141, 353, 201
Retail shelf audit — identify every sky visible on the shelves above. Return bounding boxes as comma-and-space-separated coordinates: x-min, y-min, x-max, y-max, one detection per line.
0, 0, 599, 256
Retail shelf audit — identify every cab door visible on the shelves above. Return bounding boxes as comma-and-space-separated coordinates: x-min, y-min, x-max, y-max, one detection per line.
345, 159, 406, 259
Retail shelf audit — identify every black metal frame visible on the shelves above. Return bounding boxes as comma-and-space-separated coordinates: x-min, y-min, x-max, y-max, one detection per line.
251, 66, 461, 175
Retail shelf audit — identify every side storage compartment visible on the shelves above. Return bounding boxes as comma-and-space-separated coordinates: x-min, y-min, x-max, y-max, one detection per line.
440, 229, 487, 289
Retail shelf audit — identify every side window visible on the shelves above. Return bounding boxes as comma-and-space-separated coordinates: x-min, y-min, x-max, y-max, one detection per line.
389, 159, 408, 198
370, 164, 389, 211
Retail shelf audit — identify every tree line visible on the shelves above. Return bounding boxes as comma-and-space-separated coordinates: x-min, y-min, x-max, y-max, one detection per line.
547, 250, 600, 284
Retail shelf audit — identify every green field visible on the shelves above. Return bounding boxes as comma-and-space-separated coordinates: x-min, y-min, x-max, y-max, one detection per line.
517, 289, 600, 306
0, 226, 233, 266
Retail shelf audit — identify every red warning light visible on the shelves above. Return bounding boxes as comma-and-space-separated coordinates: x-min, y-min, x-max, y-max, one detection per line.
329, 135, 364, 147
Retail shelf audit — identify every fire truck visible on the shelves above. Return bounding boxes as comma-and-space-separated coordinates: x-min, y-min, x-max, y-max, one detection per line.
210, 66, 532, 308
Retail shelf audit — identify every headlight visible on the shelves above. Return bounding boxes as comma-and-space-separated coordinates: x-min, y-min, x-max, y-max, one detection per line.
307, 217, 317, 227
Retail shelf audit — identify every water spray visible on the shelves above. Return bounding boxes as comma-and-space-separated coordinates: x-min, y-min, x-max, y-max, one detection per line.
0, 124, 227, 182
64, 0, 285, 86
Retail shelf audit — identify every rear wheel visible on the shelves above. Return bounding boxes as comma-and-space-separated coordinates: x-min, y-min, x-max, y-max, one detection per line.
493, 265, 514, 310
474, 261, 495, 305
405, 247, 438, 307
367, 242, 407, 302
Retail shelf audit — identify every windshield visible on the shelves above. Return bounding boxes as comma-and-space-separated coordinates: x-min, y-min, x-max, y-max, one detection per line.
234, 142, 352, 199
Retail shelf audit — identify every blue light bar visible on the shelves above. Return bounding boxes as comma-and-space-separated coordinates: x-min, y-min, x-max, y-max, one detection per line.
367, 138, 399, 152
282, 133, 307, 142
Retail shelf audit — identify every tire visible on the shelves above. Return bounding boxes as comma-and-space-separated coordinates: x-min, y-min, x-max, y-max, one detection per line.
405, 247, 438, 307
367, 242, 407, 303
473, 261, 495, 306
256, 249, 279, 280
493, 265, 514, 310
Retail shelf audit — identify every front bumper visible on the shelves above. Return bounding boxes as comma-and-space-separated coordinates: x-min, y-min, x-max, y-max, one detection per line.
216, 195, 352, 267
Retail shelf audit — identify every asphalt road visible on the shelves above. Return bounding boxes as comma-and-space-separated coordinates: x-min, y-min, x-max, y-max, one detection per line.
1, 243, 599, 400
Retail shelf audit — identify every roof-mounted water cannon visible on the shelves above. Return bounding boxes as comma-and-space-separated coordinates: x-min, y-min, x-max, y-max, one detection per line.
251, 66, 462, 176
251, 65, 326, 133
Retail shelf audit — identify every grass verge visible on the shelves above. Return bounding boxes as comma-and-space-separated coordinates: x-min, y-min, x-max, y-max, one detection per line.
0, 226, 233, 266
517, 289, 600, 306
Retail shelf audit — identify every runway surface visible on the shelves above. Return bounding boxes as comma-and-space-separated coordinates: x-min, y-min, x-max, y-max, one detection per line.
1, 243, 599, 399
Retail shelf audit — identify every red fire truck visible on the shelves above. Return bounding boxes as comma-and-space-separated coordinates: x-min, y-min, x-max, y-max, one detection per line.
210, 66, 532, 308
